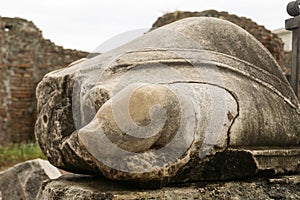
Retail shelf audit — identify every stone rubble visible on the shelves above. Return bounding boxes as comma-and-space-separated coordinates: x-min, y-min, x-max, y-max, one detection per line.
0, 159, 61, 200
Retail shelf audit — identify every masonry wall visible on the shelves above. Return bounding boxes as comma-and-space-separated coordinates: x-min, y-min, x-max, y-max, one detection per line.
0, 17, 88, 145
152, 10, 285, 68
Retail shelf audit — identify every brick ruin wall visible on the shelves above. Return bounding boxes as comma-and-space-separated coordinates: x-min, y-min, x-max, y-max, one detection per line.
152, 10, 285, 69
0, 17, 88, 145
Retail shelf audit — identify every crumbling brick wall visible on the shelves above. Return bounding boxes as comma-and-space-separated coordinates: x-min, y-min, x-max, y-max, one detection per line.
152, 10, 285, 68
0, 17, 88, 145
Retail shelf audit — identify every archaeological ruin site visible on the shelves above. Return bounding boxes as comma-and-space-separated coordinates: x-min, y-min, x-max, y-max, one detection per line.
0, 17, 87, 145
0, 9, 299, 200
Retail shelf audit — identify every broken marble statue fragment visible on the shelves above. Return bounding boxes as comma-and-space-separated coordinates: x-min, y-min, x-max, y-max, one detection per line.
35, 17, 300, 187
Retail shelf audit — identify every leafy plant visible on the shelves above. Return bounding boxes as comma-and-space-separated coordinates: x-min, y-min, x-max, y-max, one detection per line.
0, 143, 46, 171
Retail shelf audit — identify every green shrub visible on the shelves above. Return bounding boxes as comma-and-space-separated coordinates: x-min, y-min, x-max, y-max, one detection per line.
0, 143, 46, 171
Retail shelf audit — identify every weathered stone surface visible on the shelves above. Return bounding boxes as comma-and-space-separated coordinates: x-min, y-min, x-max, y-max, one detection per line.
0, 159, 61, 200
35, 17, 300, 187
38, 174, 300, 200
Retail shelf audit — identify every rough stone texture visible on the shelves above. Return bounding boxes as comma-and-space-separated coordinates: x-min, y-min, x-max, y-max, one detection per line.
283, 51, 296, 94
152, 10, 285, 68
38, 174, 300, 200
284, 51, 292, 72
0, 159, 61, 200
35, 17, 300, 187
0, 17, 88, 145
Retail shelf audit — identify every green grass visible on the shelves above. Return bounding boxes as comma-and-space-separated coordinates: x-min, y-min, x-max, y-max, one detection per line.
0, 143, 46, 171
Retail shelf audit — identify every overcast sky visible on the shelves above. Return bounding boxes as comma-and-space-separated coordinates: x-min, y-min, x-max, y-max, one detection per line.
1, 0, 294, 52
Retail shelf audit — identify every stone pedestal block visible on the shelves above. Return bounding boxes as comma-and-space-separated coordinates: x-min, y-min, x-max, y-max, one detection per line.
38, 174, 300, 200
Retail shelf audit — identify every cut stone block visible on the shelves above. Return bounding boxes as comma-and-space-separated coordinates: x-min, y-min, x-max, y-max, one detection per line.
38, 174, 300, 200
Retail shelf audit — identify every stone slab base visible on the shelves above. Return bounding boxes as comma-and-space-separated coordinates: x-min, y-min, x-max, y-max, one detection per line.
38, 174, 300, 200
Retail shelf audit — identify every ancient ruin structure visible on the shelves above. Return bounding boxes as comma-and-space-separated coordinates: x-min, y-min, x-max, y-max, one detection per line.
0, 11, 289, 146
35, 17, 300, 188
152, 10, 285, 68
0, 17, 88, 145
154, 10, 300, 98
0, 158, 299, 199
